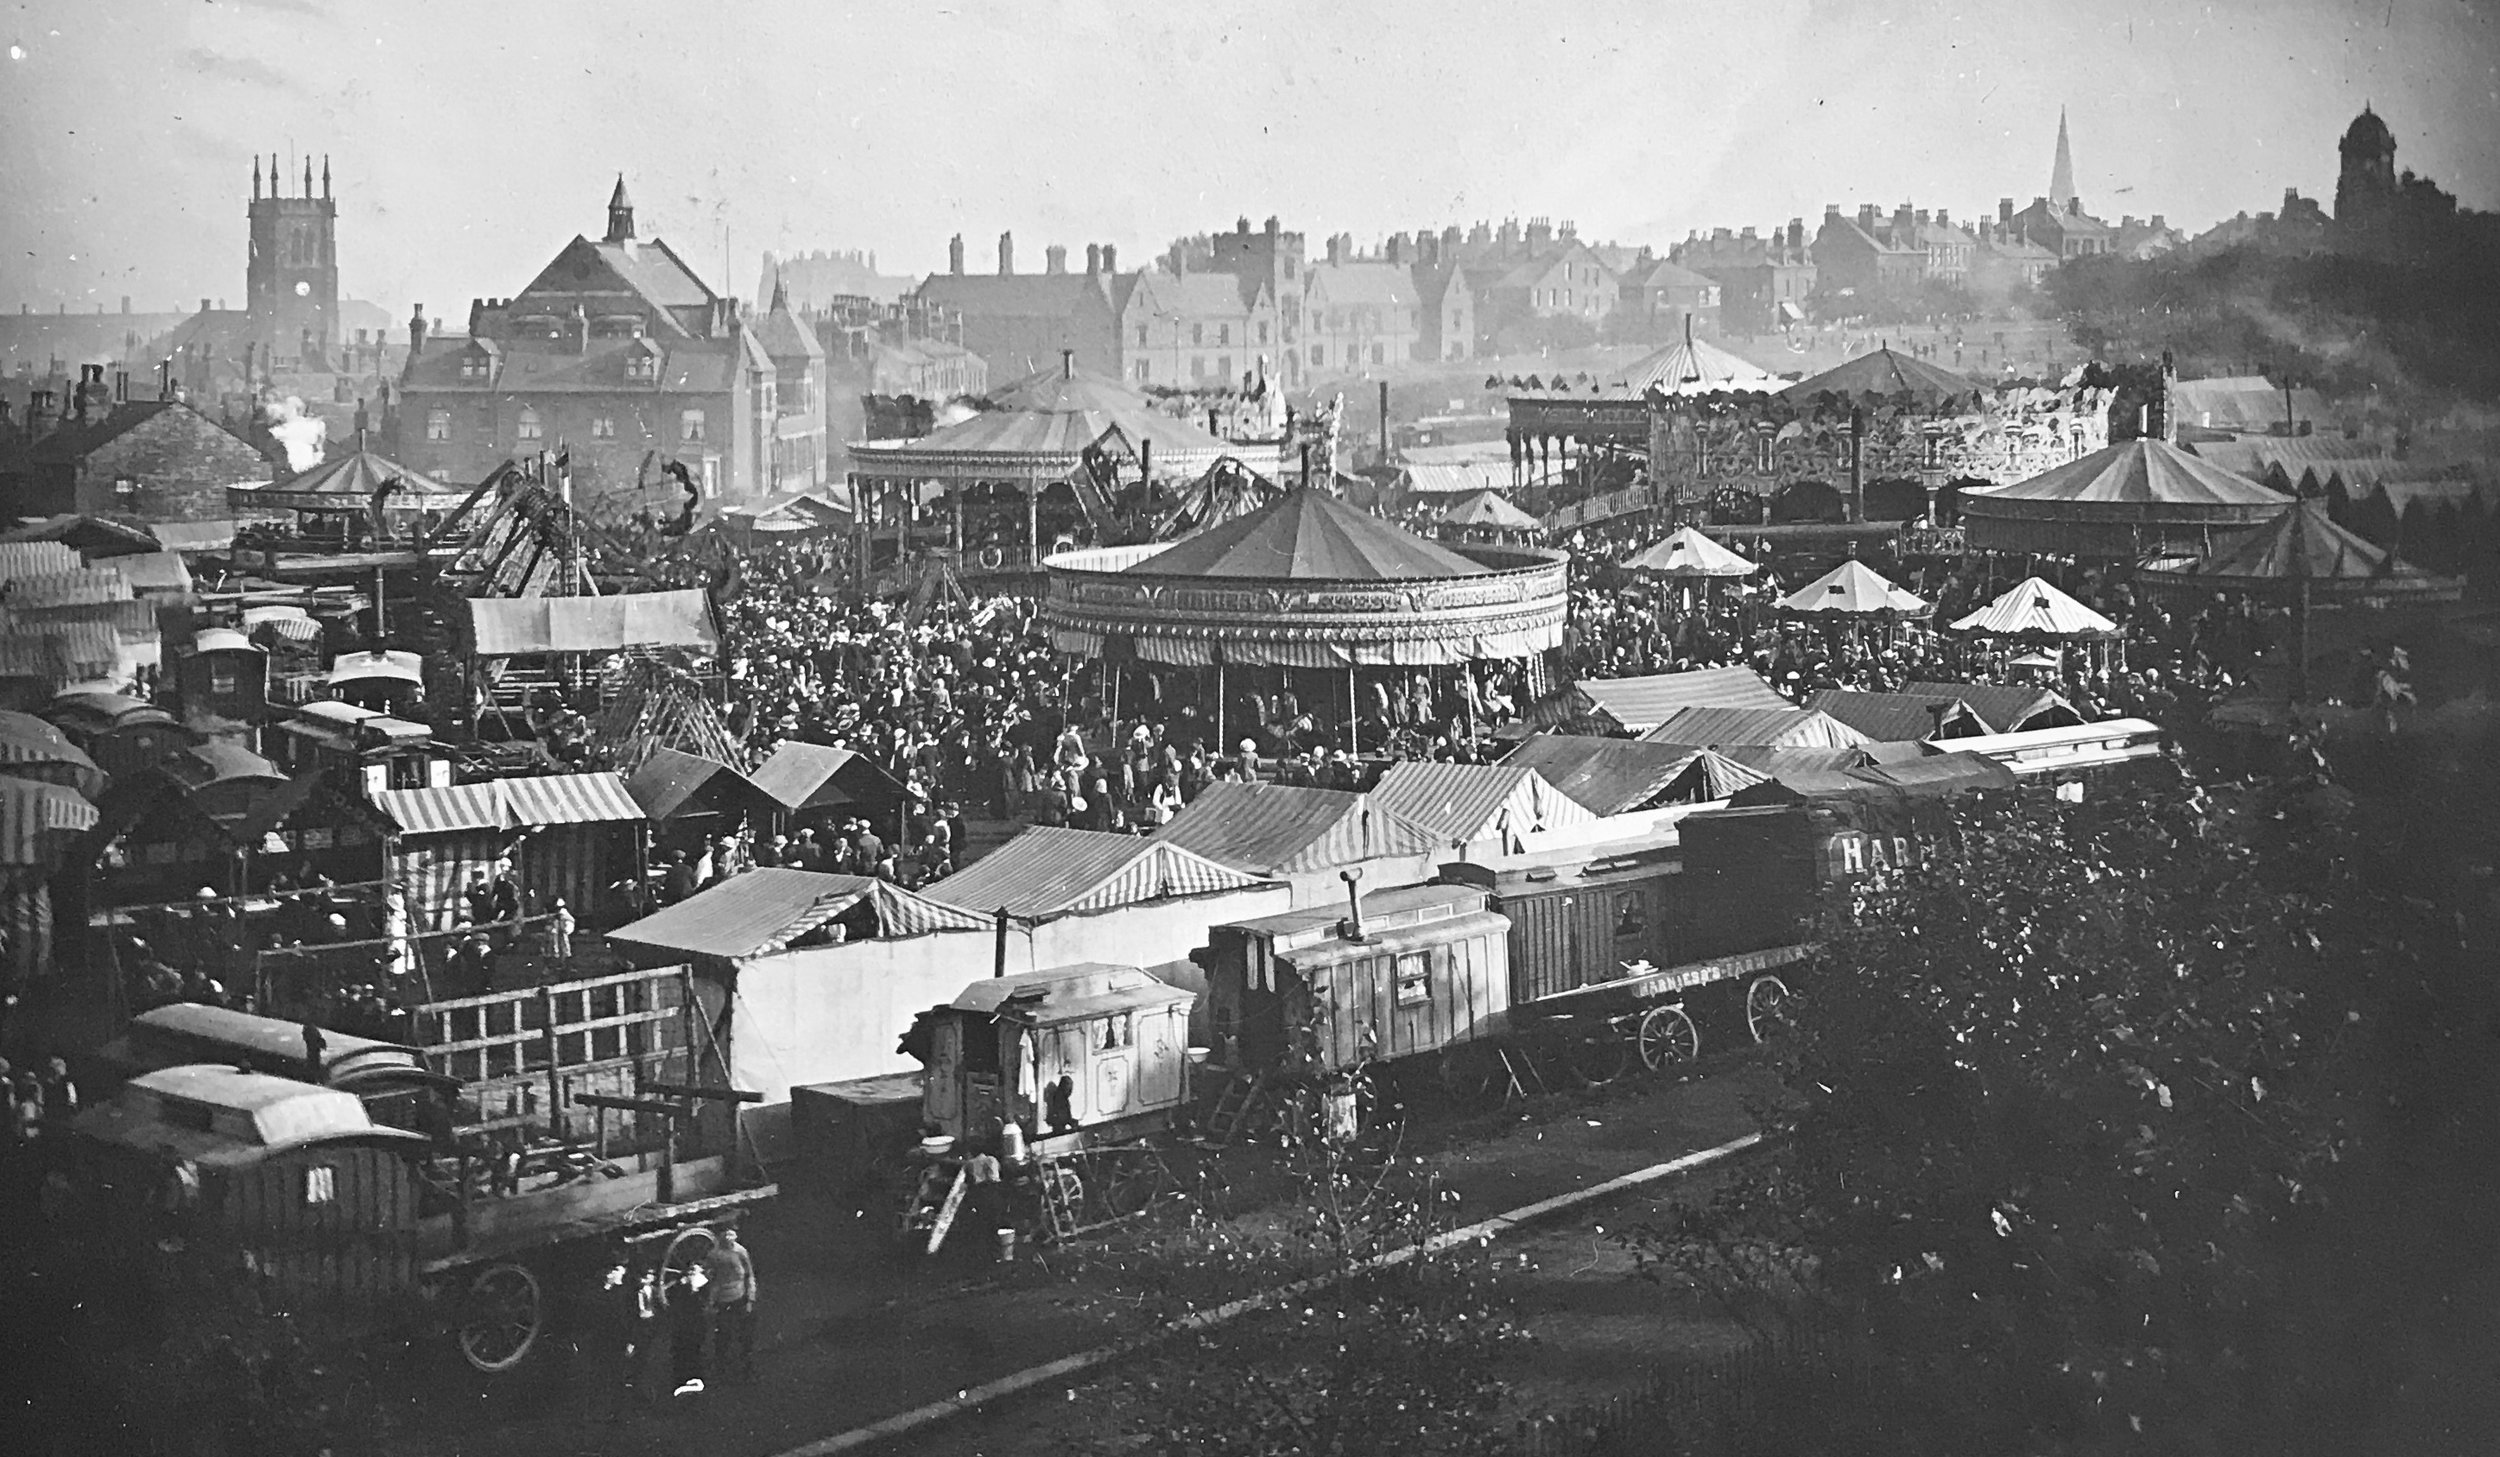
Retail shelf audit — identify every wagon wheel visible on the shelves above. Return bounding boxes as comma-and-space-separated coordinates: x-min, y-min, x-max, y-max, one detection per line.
1568, 1023, 1634, 1087
1635, 1005, 1701, 1072
457, 1261, 544, 1374
1099, 1148, 1165, 1219
661, 1224, 719, 1294
1746, 975, 1794, 1044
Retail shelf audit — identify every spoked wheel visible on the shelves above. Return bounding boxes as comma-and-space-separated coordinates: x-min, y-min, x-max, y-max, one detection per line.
1746, 975, 1794, 1044
1099, 1149, 1165, 1219
1567, 1026, 1634, 1087
1636, 1005, 1701, 1072
661, 1224, 719, 1293
457, 1261, 544, 1374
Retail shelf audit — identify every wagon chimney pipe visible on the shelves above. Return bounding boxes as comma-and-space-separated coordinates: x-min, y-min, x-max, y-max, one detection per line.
993, 907, 1011, 978
1339, 867, 1366, 942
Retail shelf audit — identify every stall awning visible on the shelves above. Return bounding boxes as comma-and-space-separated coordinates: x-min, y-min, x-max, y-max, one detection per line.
624, 747, 776, 821
370, 772, 646, 836
607, 867, 991, 962
0, 776, 99, 866
468, 590, 718, 656
920, 827, 1274, 920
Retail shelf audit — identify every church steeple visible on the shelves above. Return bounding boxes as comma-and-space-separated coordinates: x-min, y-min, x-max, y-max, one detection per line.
252, 154, 261, 201
605, 175, 636, 243
2049, 108, 2077, 210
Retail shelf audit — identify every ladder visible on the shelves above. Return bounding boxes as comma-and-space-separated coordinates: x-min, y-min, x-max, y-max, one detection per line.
1036, 1160, 1083, 1242
1202, 1072, 1268, 1148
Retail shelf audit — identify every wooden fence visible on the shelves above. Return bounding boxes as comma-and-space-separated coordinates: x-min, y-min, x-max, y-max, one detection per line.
408, 964, 693, 1145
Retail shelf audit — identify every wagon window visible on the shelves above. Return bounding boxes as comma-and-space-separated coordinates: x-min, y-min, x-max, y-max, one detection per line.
1394, 952, 1431, 1007
962, 1019, 1001, 1075
303, 1165, 336, 1206
1614, 892, 1646, 939
1098, 1013, 1132, 1051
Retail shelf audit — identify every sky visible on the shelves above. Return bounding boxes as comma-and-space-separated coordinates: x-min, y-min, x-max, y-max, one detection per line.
3, 0, 2496, 318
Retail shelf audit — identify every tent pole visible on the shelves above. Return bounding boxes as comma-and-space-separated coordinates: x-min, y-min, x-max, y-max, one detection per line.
1214, 654, 1225, 754
1347, 663, 1359, 757
2294, 577, 2312, 705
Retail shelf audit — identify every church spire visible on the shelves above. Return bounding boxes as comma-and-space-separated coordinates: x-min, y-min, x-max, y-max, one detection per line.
605, 174, 636, 243
252, 154, 261, 201
2049, 107, 2077, 210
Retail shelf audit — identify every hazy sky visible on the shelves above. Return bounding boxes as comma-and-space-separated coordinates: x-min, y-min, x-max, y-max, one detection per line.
4, 0, 2496, 318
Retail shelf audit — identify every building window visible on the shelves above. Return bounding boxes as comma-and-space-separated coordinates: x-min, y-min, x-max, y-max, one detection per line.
681, 409, 706, 443
591, 416, 616, 439
627, 352, 657, 381
303, 1165, 336, 1206
210, 662, 239, 697
1257, 322, 1269, 345
425, 409, 450, 442
1191, 323, 1204, 346
516, 408, 543, 442
1371, 344, 1384, 364
459, 356, 487, 380
1137, 325, 1149, 347
1217, 356, 1231, 380
1097, 1012, 1132, 1051
1217, 324, 1230, 347
1135, 360, 1151, 382
1190, 356, 1205, 380
1310, 345, 1325, 367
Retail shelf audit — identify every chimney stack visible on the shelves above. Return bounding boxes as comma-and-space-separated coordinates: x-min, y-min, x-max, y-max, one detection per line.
28, 389, 59, 438
1085, 243, 1102, 275
1385, 233, 1406, 265
997, 231, 1014, 276
1045, 244, 1067, 275
1101, 243, 1117, 274
409, 304, 427, 357
1999, 198, 2015, 225
948, 234, 965, 275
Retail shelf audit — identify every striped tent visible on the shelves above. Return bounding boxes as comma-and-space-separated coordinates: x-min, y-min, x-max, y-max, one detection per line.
920, 826, 1273, 921
369, 772, 649, 932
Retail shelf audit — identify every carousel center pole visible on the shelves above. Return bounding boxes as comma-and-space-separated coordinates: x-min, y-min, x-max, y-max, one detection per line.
1347, 662, 1359, 757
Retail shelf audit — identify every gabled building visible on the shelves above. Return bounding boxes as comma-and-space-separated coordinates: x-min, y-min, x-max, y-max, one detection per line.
392, 177, 777, 507
752, 278, 829, 491
915, 232, 1126, 384
1812, 204, 1929, 297
1412, 254, 1477, 362
1476, 233, 1620, 329
1199, 217, 1310, 388
2008, 194, 2115, 259
1302, 251, 1421, 374
1614, 257, 1721, 341
1119, 265, 1279, 389
1674, 221, 1817, 334
0, 373, 273, 523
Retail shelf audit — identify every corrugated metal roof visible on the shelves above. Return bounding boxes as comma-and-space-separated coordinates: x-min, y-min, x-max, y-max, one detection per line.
0, 541, 82, 586
1806, 691, 1990, 743
1151, 782, 1441, 875
1562, 667, 1791, 732
1367, 762, 1594, 844
113, 552, 194, 595
3, 568, 136, 609
1640, 706, 1872, 749
1499, 734, 1766, 815
608, 867, 990, 961
921, 826, 1272, 919
369, 772, 645, 836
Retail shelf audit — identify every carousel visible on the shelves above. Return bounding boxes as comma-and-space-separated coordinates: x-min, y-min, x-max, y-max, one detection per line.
1041, 487, 1567, 753
847, 359, 1270, 574
228, 445, 473, 548
1958, 436, 2289, 558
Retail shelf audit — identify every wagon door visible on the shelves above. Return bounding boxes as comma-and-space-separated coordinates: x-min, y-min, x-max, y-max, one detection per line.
925, 1018, 963, 1133
1136, 1006, 1183, 1108
1091, 1013, 1134, 1119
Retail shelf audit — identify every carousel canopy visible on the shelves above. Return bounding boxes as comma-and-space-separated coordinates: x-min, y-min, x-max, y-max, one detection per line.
1777, 560, 1930, 617
2136, 497, 2463, 601
1437, 490, 1541, 533
1624, 527, 1756, 578
1787, 347, 1977, 405
1949, 576, 2121, 639
1619, 335, 1785, 397
1042, 488, 1568, 668
851, 364, 1238, 481
235, 447, 468, 515
1959, 438, 2288, 556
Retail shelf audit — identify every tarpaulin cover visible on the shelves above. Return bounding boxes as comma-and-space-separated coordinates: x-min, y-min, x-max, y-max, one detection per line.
468, 589, 717, 656
1130, 488, 1490, 581
608, 866, 991, 962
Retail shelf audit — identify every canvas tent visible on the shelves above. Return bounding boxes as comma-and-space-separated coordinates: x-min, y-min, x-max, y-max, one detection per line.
920, 825, 1290, 972
1805, 690, 1992, 742
1639, 705, 1873, 750
466, 590, 718, 656
1901, 681, 2082, 735
1499, 734, 1766, 816
1524, 666, 1791, 735
1949, 576, 2120, 640
1367, 761, 1595, 850
1151, 781, 1443, 908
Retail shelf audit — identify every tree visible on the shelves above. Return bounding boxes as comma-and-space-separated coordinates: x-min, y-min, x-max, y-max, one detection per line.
1631, 770, 2415, 1451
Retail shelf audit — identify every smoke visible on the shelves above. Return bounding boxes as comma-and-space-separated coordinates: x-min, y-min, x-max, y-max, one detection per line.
264, 393, 327, 472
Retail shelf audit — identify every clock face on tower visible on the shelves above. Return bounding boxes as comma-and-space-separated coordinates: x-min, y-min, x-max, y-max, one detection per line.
294, 280, 311, 297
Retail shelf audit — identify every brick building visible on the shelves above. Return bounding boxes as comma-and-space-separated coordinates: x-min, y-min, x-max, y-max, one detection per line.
1811, 204, 1930, 298
1301, 247, 1419, 375
914, 233, 1127, 385
1119, 265, 1279, 388
1614, 257, 1721, 341
1672, 222, 1815, 333
0, 367, 274, 523
392, 178, 787, 508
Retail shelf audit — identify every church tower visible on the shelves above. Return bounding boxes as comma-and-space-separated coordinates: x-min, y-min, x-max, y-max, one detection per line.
2048, 108, 2077, 211
247, 152, 340, 367
2334, 104, 2398, 230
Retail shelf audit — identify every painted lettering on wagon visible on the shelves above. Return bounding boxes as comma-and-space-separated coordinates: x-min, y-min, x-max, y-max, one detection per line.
1827, 831, 1917, 879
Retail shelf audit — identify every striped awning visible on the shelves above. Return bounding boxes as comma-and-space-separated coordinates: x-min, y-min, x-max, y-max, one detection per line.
370, 772, 648, 836
0, 776, 99, 866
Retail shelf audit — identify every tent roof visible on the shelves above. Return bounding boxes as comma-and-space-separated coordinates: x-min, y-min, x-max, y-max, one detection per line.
607, 867, 990, 962
623, 746, 778, 821
1616, 336, 1784, 396
2138, 497, 2463, 600
1562, 666, 1793, 733
1733, 749, 2016, 802
246, 448, 467, 512
1901, 681, 2081, 735
748, 742, 909, 813
1367, 761, 1595, 844
1129, 487, 1491, 581
1776, 560, 1930, 616
1949, 575, 2120, 638
1499, 734, 1767, 816
1967, 438, 2288, 514
1805, 689, 1990, 742
1151, 781, 1442, 876
919, 825, 1273, 919
857, 365, 1235, 468
368, 771, 645, 835
1787, 347, 1977, 403
1437, 490, 1541, 531
1639, 706, 1873, 750
0, 774, 100, 866
1715, 744, 1872, 776
1623, 527, 1756, 577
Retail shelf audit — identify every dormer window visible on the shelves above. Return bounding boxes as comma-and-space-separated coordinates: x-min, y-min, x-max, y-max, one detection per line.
459, 354, 488, 381
626, 350, 659, 382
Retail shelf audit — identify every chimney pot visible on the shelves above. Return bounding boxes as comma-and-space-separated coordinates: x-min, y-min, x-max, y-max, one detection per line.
1101, 243, 1117, 274
997, 231, 1014, 276
948, 233, 966, 275
1045, 244, 1067, 275
1085, 243, 1102, 275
